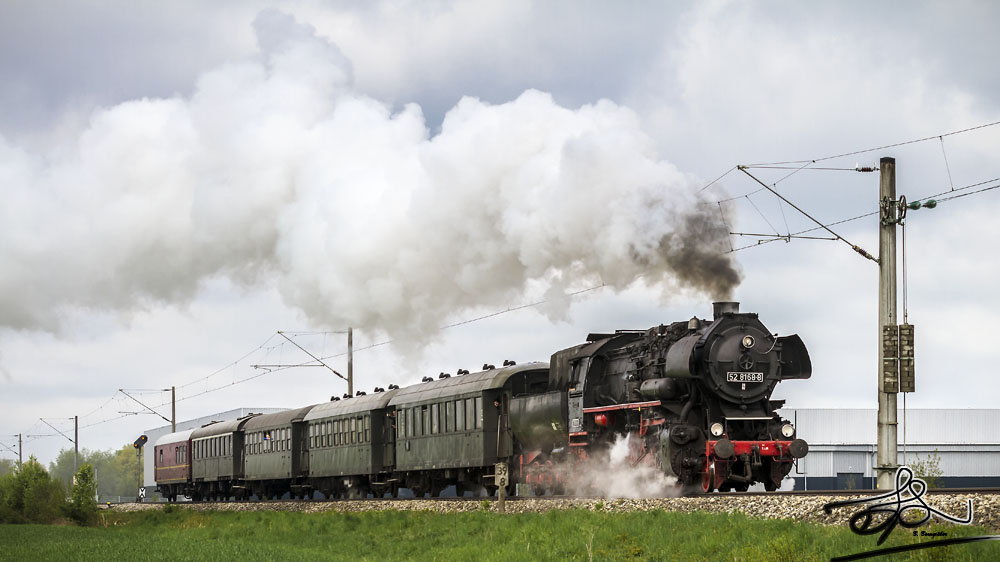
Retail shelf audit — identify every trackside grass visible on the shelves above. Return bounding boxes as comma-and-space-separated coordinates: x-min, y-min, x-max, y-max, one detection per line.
1, 507, 997, 561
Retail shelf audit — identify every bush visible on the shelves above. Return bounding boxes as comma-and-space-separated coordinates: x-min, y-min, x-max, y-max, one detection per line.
0, 457, 67, 524
68, 464, 99, 526
909, 450, 944, 489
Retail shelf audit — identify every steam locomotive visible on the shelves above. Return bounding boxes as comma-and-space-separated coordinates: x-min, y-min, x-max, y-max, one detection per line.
154, 302, 810, 500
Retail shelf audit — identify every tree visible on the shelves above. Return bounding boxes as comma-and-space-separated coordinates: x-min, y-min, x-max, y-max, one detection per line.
68, 464, 98, 526
50, 445, 137, 499
0, 458, 15, 477
0, 456, 66, 524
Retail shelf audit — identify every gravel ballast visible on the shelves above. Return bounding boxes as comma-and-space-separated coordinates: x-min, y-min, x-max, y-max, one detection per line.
108, 493, 1000, 532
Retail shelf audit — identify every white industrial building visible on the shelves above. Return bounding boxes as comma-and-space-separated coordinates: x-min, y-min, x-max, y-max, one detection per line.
780, 409, 1000, 490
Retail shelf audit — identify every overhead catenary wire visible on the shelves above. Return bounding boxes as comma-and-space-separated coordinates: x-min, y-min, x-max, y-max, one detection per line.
65, 279, 619, 432
738, 166, 877, 262
725, 177, 1000, 255
743, 120, 1000, 167
704, 119, 1000, 207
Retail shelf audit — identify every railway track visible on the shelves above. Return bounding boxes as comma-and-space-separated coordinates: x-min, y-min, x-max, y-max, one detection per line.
104, 487, 1000, 507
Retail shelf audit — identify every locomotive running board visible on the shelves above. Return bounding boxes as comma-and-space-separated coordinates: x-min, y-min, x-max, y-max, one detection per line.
583, 400, 660, 413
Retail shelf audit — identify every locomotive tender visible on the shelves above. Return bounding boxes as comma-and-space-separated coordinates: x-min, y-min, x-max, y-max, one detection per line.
154, 302, 811, 499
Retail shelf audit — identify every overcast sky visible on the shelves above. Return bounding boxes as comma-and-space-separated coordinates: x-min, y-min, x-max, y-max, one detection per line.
2, 0, 998, 467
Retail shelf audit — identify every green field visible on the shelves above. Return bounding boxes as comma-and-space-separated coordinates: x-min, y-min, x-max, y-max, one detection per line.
1, 507, 996, 561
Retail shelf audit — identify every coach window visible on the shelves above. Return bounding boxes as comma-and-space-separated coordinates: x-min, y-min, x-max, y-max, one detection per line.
364, 415, 370, 442
474, 397, 483, 429
445, 401, 453, 433
429, 404, 438, 434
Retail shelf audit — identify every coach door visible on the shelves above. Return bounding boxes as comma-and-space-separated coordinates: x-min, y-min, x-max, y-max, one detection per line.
382, 410, 396, 467
294, 421, 309, 476
496, 392, 513, 459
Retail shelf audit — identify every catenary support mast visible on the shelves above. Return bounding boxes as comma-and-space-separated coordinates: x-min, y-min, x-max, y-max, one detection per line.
877, 156, 899, 489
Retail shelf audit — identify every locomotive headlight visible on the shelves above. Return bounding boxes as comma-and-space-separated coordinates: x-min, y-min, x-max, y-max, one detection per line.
742, 335, 755, 349
781, 423, 795, 438
710, 422, 724, 437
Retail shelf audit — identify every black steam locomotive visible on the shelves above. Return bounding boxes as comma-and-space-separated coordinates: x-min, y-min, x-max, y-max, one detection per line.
519, 301, 811, 493
154, 302, 810, 499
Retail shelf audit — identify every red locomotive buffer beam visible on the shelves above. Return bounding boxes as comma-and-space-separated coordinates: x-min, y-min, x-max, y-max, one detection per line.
705, 439, 808, 460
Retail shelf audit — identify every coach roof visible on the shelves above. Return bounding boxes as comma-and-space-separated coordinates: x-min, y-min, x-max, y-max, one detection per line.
242, 405, 316, 430
153, 428, 195, 447
304, 389, 400, 421
388, 362, 548, 406
191, 416, 258, 440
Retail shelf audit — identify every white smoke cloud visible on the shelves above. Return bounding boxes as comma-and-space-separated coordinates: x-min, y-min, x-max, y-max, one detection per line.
0, 9, 738, 341
562, 434, 679, 498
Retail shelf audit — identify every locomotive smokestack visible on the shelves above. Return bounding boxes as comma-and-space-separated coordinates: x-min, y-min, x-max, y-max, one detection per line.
713, 301, 739, 320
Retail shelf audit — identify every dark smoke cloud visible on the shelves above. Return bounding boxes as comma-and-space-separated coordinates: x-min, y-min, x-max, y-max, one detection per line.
0, 9, 741, 341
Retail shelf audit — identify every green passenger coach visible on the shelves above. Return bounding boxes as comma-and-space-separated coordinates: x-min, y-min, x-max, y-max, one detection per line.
243, 406, 316, 499
388, 362, 549, 496
190, 415, 256, 500
304, 389, 400, 498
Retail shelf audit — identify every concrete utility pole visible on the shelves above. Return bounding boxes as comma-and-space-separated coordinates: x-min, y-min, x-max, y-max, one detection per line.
877, 156, 899, 490
171, 386, 176, 433
348, 327, 354, 397
74, 415, 79, 475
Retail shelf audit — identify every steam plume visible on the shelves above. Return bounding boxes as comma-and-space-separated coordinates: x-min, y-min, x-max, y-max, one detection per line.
0, 9, 740, 339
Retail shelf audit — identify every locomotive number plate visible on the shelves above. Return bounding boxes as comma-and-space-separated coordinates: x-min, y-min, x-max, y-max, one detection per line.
727, 372, 764, 383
